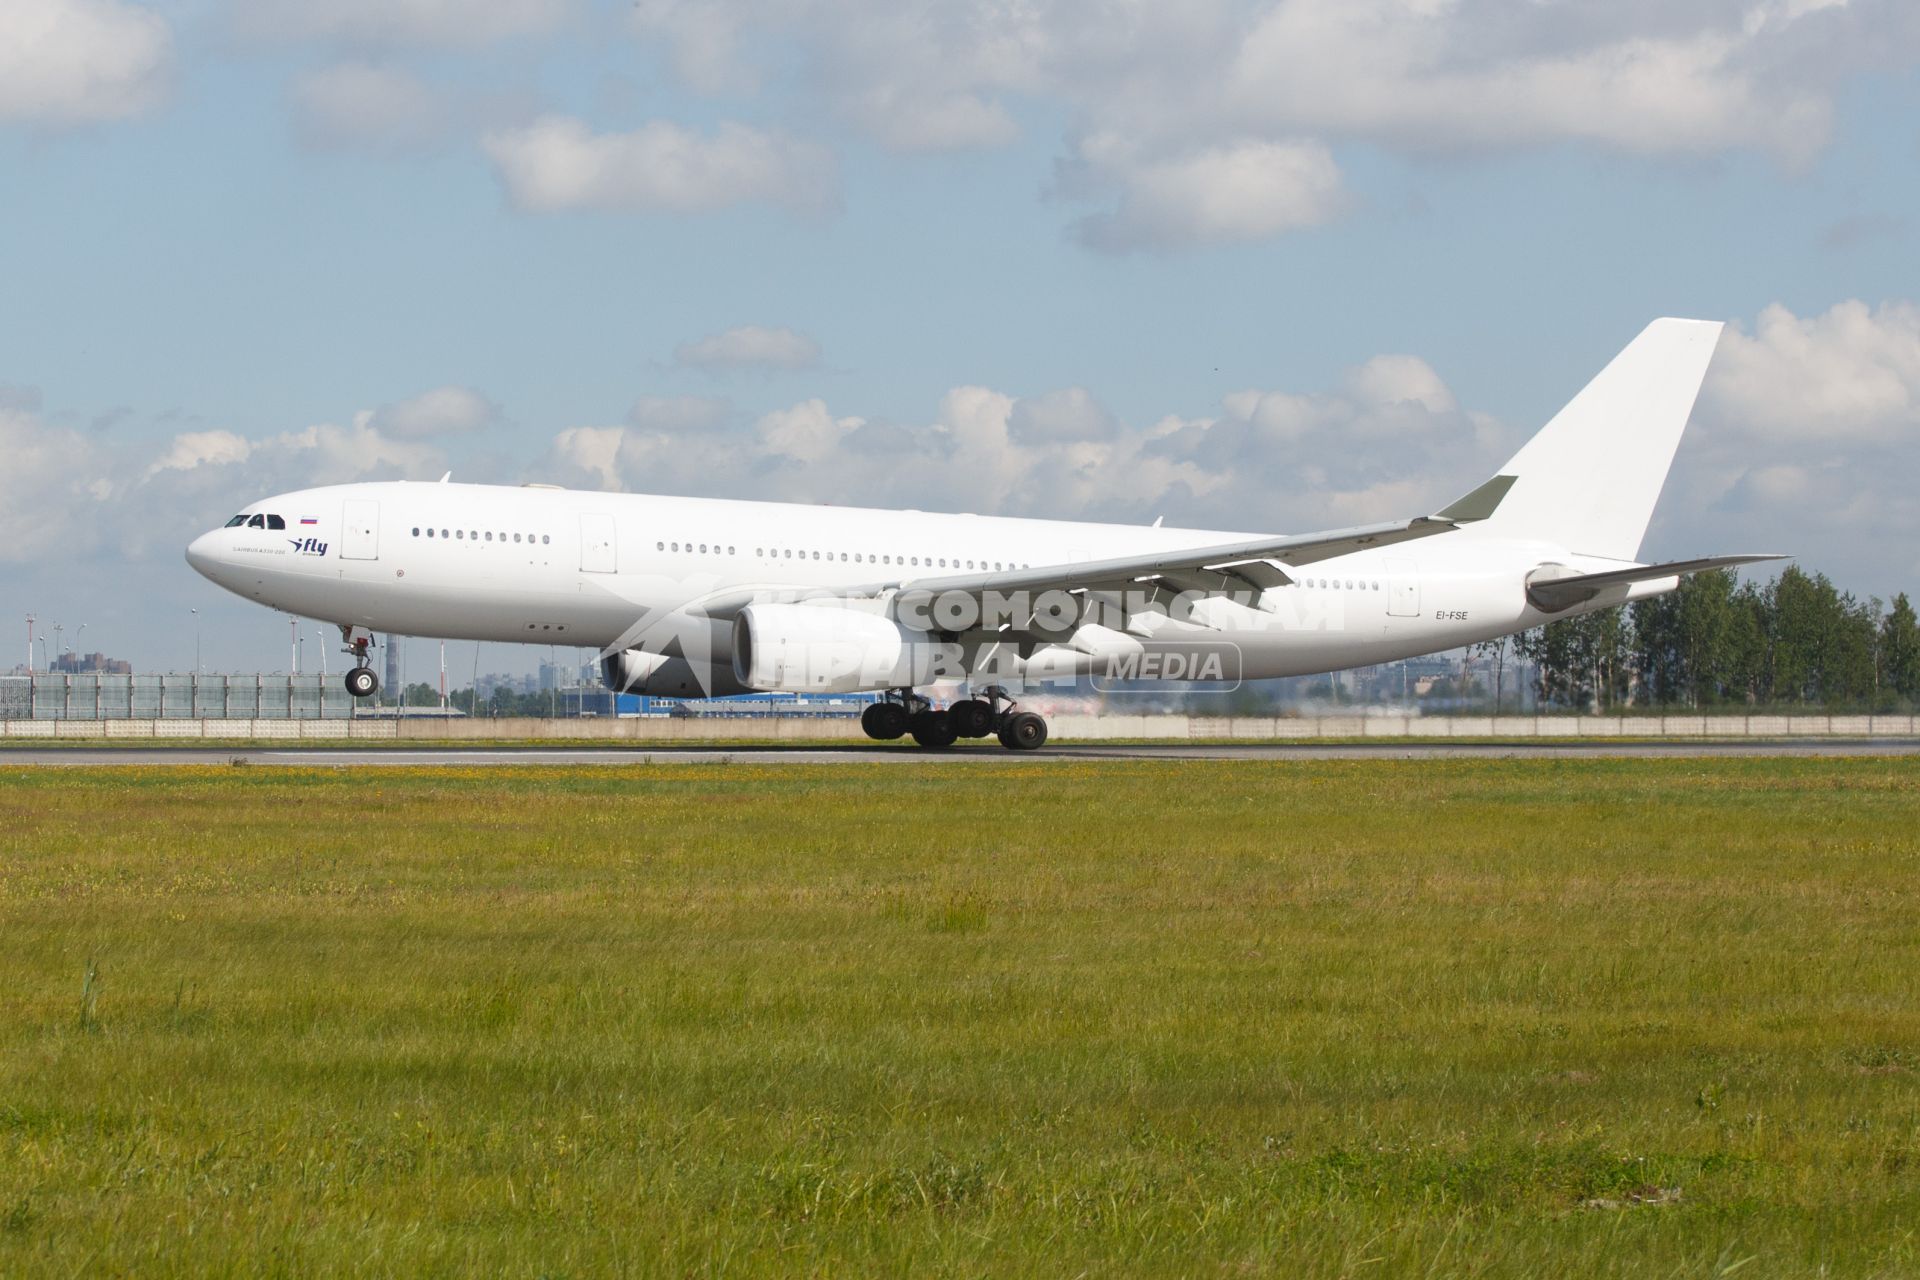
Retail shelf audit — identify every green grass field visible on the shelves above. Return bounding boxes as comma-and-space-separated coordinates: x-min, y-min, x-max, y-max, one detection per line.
2, 759, 1918, 1277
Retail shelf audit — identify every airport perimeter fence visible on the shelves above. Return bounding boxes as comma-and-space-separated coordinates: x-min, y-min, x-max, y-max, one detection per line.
1, 707, 1916, 741
0, 673, 357, 721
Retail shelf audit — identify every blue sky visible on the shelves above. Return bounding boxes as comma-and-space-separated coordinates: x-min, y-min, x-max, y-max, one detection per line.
2, 0, 1917, 676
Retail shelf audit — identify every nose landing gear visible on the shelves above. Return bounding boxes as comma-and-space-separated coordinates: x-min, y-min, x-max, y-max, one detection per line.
339, 625, 380, 698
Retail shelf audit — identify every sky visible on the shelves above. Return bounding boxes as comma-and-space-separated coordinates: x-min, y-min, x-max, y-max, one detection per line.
2, 0, 1918, 678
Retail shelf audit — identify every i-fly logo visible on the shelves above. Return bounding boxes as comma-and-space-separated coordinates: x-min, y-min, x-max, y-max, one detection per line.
288, 517, 327, 556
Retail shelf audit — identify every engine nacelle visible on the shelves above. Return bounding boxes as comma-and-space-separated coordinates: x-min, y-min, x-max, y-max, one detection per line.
602, 646, 747, 698
732, 603, 952, 693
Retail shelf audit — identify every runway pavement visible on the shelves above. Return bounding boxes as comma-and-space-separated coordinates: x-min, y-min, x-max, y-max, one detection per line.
2, 739, 1916, 767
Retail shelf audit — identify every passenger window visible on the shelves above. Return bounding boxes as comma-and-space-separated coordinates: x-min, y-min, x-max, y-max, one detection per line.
700, 543, 708, 554
542, 535, 550, 544
427, 528, 435, 538
728, 546, 735, 555
412, 527, 420, 537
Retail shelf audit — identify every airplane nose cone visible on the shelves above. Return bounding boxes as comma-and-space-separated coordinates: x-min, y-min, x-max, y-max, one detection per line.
185, 531, 220, 580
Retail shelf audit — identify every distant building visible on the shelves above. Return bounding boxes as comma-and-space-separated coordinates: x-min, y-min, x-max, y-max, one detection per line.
51, 651, 132, 675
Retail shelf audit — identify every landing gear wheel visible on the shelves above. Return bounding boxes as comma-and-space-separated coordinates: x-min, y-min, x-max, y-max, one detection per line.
344, 667, 379, 698
1002, 711, 1048, 751
947, 698, 995, 738
862, 701, 909, 740
909, 709, 959, 748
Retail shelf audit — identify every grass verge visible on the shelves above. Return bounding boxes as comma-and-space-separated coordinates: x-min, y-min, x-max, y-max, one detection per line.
1, 758, 1917, 1276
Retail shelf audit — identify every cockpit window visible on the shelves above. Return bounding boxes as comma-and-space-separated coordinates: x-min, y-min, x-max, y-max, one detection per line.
225, 515, 247, 527
247, 515, 266, 529
266, 515, 285, 530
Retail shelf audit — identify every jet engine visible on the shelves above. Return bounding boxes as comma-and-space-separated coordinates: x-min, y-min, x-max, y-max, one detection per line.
731, 603, 952, 693
601, 646, 747, 698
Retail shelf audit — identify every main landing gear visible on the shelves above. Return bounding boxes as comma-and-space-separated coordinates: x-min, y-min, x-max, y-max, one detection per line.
339, 626, 380, 698
860, 685, 1048, 752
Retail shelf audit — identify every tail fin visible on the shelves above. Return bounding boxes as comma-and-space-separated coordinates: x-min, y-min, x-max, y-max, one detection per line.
1474, 317, 1723, 561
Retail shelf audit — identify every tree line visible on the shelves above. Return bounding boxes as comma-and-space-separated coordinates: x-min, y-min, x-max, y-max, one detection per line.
1491, 567, 1919, 713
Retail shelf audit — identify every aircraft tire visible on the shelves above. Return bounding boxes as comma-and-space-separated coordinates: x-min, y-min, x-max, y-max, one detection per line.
862, 702, 908, 740
344, 667, 379, 698
1003, 711, 1048, 751
947, 698, 995, 737
908, 709, 958, 748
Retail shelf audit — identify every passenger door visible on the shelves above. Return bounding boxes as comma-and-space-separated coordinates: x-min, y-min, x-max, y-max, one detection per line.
1384, 556, 1419, 617
580, 513, 617, 574
341, 500, 380, 560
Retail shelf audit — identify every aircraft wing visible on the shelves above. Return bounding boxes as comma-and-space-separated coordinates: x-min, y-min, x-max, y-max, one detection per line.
873, 473, 1516, 605
670, 474, 1514, 628
1525, 553, 1788, 613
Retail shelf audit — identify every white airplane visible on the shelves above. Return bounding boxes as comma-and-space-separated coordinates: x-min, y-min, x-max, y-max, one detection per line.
187, 318, 1782, 749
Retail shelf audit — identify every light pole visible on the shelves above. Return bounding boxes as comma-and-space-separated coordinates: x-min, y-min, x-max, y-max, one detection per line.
35, 637, 48, 671
191, 608, 200, 676
317, 628, 328, 677
52, 623, 63, 664
25, 614, 33, 674
72, 623, 86, 658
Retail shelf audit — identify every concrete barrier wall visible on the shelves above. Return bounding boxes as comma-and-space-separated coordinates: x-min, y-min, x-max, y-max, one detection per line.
5, 713, 1914, 741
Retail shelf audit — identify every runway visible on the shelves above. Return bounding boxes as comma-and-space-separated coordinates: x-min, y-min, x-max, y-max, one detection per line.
2, 739, 1916, 767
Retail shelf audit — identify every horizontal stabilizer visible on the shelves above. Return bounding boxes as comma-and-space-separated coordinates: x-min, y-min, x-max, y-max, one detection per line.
1434, 474, 1517, 523
1526, 554, 1788, 613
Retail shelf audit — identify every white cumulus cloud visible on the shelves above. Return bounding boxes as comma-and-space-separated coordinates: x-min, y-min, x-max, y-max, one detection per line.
0, 0, 171, 125
1008, 387, 1118, 443
1069, 135, 1348, 251
482, 116, 838, 215
366, 386, 500, 439
1703, 299, 1920, 442
145, 430, 253, 477
628, 0, 1910, 249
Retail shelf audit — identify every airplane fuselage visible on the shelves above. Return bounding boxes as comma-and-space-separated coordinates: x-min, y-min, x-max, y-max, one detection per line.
186, 479, 1648, 689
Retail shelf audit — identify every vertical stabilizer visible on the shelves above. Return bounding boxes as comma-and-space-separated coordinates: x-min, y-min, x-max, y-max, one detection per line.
1475, 318, 1722, 561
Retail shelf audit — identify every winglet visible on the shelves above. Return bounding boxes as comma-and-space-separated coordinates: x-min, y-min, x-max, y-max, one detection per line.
1433, 474, 1516, 523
